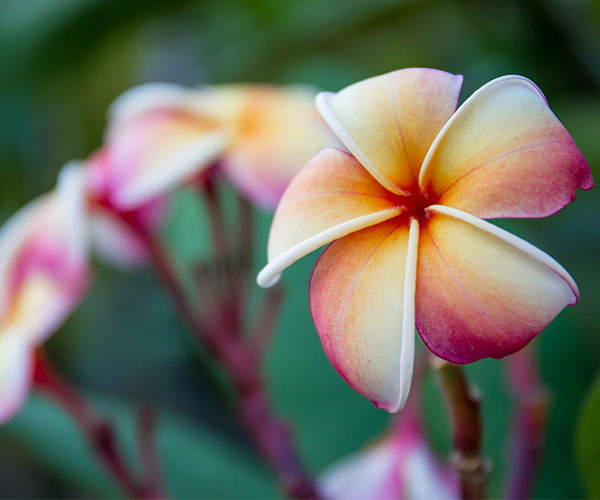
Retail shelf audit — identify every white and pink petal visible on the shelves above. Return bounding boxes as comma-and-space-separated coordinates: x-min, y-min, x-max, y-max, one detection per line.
0, 164, 89, 345
0, 330, 32, 424
317, 68, 463, 194
104, 110, 227, 209
419, 76, 592, 219
219, 84, 341, 210
309, 218, 419, 412
415, 205, 578, 363
257, 148, 404, 287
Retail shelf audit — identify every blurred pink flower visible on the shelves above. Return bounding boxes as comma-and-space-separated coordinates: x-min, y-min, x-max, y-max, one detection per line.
85, 82, 339, 268
91, 83, 227, 211
0, 165, 88, 422
197, 84, 341, 209
258, 68, 593, 412
85, 148, 170, 269
319, 407, 457, 500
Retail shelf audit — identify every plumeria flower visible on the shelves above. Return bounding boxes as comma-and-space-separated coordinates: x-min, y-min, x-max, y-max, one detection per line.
257, 68, 593, 412
319, 406, 456, 500
0, 165, 88, 422
84, 83, 227, 268
195, 84, 342, 209
86, 82, 338, 267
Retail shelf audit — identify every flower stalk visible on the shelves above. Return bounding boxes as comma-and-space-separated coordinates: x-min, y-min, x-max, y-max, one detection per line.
432, 356, 490, 500
112, 189, 318, 499
504, 346, 550, 499
33, 352, 165, 499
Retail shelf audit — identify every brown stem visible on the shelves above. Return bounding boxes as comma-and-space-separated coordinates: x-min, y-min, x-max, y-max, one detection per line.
249, 285, 284, 362
116, 206, 319, 499
137, 406, 166, 499
33, 352, 158, 499
433, 357, 490, 500
238, 384, 317, 499
198, 172, 229, 257
235, 195, 254, 327
504, 346, 550, 499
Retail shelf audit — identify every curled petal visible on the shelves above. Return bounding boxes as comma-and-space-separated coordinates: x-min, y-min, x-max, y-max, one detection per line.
401, 445, 457, 500
103, 110, 227, 209
257, 148, 403, 288
89, 209, 150, 269
217, 84, 341, 210
0, 165, 89, 344
7, 272, 81, 345
316, 68, 463, 194
319, 439, 404, 500
319, 407, 457, 500
57, 163, 88, 262
0, 330, 32, 424
108, 82, 205, 126
419, 76, 593, 218
0, 198, 45, 318
416, 205, 578, 363
309, 218, 419, 412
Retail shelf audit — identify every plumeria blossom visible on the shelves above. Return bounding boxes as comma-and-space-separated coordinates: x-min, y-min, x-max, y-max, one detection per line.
257, 68, 593, 412
86, 82, 338, 267
84, 83, 227, 268
0, 165, 88, 422
319, 407, 456, 500
195, 84, 341, 209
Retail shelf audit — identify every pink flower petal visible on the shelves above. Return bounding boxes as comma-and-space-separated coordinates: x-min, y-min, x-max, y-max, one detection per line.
89, 208, 150, 269
216, 84, 341, 210
316, 68, 463, 195
419, 76, 593, 219
108, 82, 202, 126
257, 148, 403, 288
319, 405, 457, 499
309, 218, 419, 412
0, 331, 32, 424
416, 205, 578, 363
0, 165, 89, 345
319, 439, 404, 500
106, 109, 227, 209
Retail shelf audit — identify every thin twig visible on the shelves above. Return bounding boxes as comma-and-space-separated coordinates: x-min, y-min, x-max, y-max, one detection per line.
432, 357, 490, 500
114, 200, 319, 499
249, 285, 284, 362
504, 346, 550, 499
198, 171, 229, 257
234, 195, 254, 331
33, 352, 155, 499
137, 406, 165, 499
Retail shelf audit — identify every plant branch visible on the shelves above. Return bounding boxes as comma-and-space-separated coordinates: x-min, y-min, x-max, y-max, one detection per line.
432, 357, 490, 500
198, 171, 229, 257
116, 202, 318, 499
504, 346, 550, 499
137, 406, 166, 499
33, 352, 163, 499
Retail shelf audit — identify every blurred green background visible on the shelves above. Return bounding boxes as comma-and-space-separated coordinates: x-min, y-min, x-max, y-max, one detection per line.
1, 0, 599, 498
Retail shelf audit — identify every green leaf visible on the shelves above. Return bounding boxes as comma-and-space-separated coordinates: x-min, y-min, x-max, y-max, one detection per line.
0, 394, 278, 499
576, 371, 600, 498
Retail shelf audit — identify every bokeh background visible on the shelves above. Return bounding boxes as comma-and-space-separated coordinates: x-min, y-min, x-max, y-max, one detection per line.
1, 0, 600, 498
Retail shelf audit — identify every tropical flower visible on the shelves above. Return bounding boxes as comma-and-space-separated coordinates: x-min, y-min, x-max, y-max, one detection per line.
195, 84, 341, 209
0, 165, 88, 422
319, 406, 456, 500
257, 68, 593, 412
83, 83, 226, 268
86, 82, 338, 267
